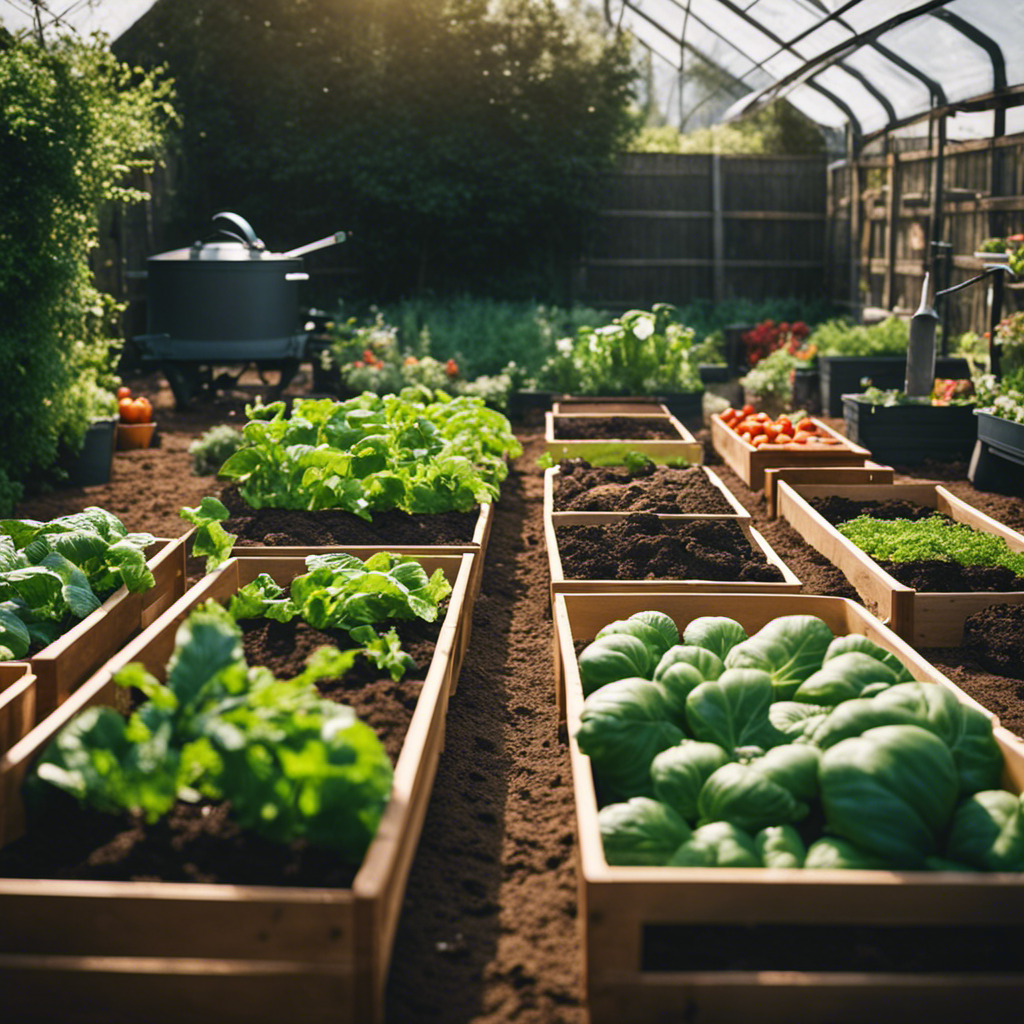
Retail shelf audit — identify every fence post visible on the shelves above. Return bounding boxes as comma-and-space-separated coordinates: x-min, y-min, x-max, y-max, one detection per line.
711, 152, 725, 303
883, 151, 898, 311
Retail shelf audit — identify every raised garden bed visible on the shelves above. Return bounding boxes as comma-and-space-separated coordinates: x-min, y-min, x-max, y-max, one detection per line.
545, 514, 799, 596
546, 463, 748, 518
776, 482, 1024, 646
16, 536, 186, 721
763, 463, 895, 519
843, 396, 978, 464
0, 549, 475, 1024
544, 412, 703, 467
552, 416, 685, 441
554, 589, 1024, 1023
711, 413, 872, 491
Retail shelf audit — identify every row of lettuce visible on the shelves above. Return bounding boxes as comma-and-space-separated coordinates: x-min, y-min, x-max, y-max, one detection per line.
3, 388, 517, 864
578, 611, 1023, 872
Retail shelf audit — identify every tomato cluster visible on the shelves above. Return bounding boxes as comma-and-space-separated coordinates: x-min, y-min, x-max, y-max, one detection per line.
719, 405, 841, 448
117, 386, 153, 424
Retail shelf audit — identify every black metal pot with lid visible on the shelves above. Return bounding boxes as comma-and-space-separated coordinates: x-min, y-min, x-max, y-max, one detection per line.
138, 211, 345, 360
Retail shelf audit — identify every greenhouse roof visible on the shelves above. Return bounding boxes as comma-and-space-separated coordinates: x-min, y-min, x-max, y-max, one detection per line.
605, 0, 1024, 140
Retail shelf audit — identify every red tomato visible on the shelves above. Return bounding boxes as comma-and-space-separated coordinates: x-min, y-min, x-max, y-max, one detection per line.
119, 396, 153, 424
116, 385, 132, 400
741, 404, 754, 417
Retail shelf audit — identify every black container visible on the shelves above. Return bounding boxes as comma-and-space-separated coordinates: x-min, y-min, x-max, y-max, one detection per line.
843, 396, 977, 464
791, 366, 821, 415
819, 356, 971, 417
969, 411, 1024, 495
658, 389, 705, 429
65, 417, 116, 486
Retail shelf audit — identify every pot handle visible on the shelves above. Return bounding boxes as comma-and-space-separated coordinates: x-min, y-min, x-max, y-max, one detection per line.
212, 211, 265, 251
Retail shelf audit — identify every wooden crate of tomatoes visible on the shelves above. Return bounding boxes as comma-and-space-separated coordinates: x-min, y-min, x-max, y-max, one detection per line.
116, 386, 156, 450
711, 404, 872, 491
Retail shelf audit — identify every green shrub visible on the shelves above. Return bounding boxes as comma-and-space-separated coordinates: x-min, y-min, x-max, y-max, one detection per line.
0, 31, 174, 513
810, 316, 910, 358
189, 425, 246, 476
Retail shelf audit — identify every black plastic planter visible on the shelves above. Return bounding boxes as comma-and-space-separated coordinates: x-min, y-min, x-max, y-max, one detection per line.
969, 411, 1024, 495
657, 390, 705, 429
64, 417, 117, 486
819, 356, 970, 417
842, 396, 977, 464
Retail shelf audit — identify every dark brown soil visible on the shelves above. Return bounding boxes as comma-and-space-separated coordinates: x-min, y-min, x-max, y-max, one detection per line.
962, 603, 1024, 681
554, 514, 784, 582
553, 415, 681, 440
808, 495, 1024, 593
9, 379, 1024, 1021
553, 459, 736, 514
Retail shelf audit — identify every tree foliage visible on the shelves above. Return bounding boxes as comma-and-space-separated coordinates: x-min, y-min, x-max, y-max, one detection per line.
115, 0, 638, 300
0, 28, 175, 512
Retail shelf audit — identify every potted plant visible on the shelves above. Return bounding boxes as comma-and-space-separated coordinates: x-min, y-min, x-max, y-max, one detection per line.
532, 304, 705, 426
813, 316, 970, 416
738, 320, 818, 417
58, 376, 119, 487
970, 321, 1024, 491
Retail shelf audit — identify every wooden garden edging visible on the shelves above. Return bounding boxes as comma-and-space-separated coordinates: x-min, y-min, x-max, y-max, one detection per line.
0, 550, 475, 1024
554, 589, 1024, 1023
544, 411, 704, 466
776, 481, 1024, 645
763, 462, 894, 518
0, 664, 35, 760
711, 413, 871, 491
12, 536, 187, 721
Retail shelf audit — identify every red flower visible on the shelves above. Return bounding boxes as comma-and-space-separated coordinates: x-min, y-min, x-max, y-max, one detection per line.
445, 358, 459, 378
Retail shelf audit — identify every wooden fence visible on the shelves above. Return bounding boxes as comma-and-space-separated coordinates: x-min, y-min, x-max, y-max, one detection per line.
828, 128, 1024, 340
576, 152, 827, 310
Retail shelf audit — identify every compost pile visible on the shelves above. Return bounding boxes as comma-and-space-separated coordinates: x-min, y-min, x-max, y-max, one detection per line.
552, 415, 682, 440
553, 460, 736, 514
9, 375, 1024, 1023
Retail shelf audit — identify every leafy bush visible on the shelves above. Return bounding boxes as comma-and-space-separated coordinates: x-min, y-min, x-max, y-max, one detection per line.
533, 304, 702, 395
189, 424, 246, 476
809, 316, 910, 358
0, 31, 174, 513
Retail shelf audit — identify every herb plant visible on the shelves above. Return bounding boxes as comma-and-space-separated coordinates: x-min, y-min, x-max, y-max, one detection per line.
836, 514, 1024, 576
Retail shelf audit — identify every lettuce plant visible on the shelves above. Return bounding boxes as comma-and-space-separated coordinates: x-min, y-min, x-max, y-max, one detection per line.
27, 603, 393, 861
0, 507, 155, 660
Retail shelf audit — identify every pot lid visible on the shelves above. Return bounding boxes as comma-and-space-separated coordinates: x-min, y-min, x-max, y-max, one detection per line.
149, 211, 296, 263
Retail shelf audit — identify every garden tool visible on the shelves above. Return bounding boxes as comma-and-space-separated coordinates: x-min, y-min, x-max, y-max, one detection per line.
905, 265, 1017, 398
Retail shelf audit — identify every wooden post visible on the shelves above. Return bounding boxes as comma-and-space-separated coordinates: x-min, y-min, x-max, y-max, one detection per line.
847, 127, 861, 314
883, 151, 898, 311
712, 152, 725, 303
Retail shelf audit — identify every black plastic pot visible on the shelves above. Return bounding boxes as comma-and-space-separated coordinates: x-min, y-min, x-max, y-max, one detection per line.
65, 417, 117, 487
969, 411, 1024, 495
819, 356, 970, 417
843, 396, 977, 464
658, 390, 705, 429
791, 367, 821, 415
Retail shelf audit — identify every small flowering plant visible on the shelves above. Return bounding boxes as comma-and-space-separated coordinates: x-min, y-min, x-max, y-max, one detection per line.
740, 319, 811, 368
994, 312, 1024, 376
974, 368, 1024, 424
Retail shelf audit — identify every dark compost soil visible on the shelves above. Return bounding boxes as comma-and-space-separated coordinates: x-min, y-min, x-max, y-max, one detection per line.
555, 514, 784, 582
808, 495, 1024, 594
553, 459, 736, 514
552, 415, 681, 440
221, 482, 481, 546
8, 376, 1024, 1021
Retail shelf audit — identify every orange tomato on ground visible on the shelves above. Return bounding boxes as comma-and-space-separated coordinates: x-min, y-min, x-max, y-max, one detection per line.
116, 386, 132, 400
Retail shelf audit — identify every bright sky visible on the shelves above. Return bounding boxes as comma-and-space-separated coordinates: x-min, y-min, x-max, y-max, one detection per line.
0, 0, 156, 39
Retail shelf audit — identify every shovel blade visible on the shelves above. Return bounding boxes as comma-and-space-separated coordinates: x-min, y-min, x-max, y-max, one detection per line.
905, 310, 938, 396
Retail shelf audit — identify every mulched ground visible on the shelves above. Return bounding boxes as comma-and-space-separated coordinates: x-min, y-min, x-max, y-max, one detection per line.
9, 375, 1024, 1022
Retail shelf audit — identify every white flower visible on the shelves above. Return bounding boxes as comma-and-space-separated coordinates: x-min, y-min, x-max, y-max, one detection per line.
556, 336, 573, 356
633, 318, 655, 340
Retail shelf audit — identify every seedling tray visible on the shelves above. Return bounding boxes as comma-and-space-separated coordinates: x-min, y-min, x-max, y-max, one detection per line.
0, 549, 475, 1024
554, 590, 1024, 1023
711, 413, 871, 491
25, 536, 186, 720
544, 412, 703, 467
777, 482, 1024, 646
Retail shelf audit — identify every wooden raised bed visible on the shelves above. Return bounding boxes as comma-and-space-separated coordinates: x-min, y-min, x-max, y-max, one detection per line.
554, 589, 1024, 1023
776, 482, 1024, 646
0, 664, 34, 759
763, 462, 894, 518
552, 399, 672, 416
19, 536, 187, 721
543, 516, 800, 597
0, 549, 475, 1024
544, 412, 704, 467
543, 465, 750, 523
226, 503, 493, 678
711, 413, 871, 491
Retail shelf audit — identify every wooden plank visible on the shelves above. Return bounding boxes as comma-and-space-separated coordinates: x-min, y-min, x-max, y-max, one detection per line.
29, 537, 187, 719
764, 463, 895, 518
553, 589, 1024, 1021
777, 482, 1024, 645
0, 550, 475, 1024
711, 414, 872, 491
544, 412, 703, 467
0, 665, 35, 759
